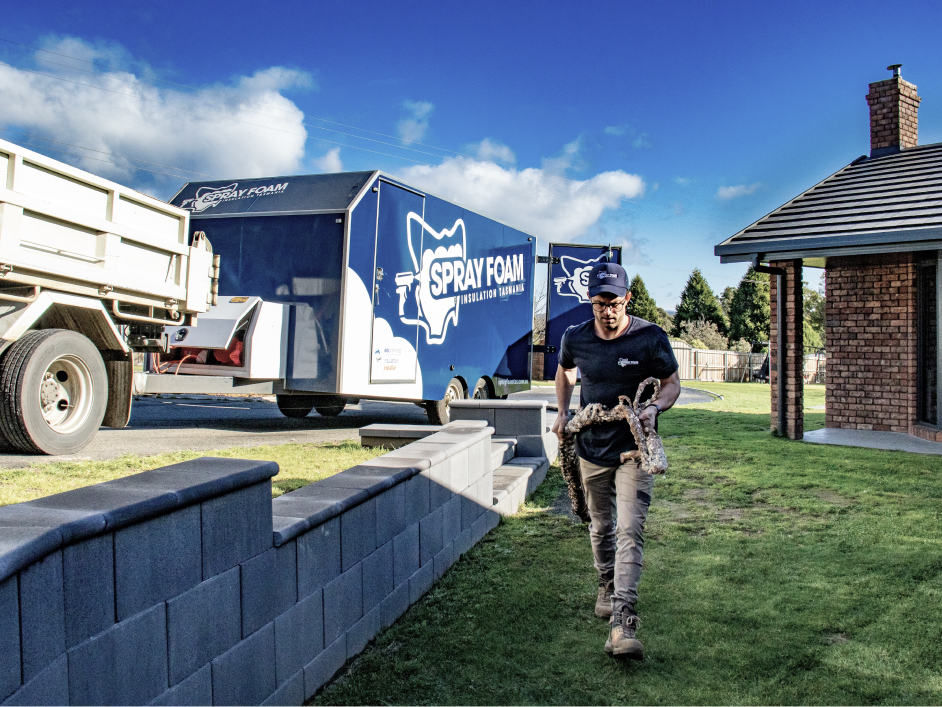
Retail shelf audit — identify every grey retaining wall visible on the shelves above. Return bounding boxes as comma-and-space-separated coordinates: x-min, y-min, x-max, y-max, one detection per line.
0, 419, 504, 706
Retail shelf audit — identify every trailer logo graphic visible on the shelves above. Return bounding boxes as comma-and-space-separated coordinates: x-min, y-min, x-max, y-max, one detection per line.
553, 254, 607, 303
180, 182, 289, 212
395, 213, 526, 345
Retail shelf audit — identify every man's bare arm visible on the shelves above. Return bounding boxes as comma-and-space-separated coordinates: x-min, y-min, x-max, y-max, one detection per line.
552, 365, 578, 440
638, 370, 681, 434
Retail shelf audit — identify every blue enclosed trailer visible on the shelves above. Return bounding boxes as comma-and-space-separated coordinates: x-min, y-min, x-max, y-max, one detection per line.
137, 172, 537, 422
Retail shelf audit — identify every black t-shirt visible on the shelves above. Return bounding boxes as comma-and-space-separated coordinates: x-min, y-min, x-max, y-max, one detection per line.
559, 317, 679, 466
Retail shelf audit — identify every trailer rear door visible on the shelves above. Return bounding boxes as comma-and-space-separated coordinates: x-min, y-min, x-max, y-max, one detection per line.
369, 180, 425, 383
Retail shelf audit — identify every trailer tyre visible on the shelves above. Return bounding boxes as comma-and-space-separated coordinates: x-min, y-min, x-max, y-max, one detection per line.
276, 395, 317, 418
425, 378, 464, 425
0, 329, 107, 455
472, 378, 492, 400
313, 395, 347, 417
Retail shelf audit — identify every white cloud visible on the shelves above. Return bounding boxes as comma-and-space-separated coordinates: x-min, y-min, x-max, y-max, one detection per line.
604, 125, 627, 136
397, 100, 433, 144
674, 177, 693, 186
0, 37, 312, 192
632, 133, 652, 149
397, 152, 645, 242
468, 138, 515, 165
541, 138, 587, 176
312, 147, 342, 173
717, 183, 763, 200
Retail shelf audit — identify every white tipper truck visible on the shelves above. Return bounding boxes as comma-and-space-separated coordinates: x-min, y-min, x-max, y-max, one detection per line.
0, 138, 218, 455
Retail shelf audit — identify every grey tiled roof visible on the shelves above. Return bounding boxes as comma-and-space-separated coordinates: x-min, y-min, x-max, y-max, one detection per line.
715, 142, 942, 260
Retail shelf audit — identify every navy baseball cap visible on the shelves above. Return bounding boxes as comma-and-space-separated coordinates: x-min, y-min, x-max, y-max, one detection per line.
588, 262, 628, 297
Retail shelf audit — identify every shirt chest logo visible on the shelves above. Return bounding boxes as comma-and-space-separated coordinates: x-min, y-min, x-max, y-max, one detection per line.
618, 358, 638, 367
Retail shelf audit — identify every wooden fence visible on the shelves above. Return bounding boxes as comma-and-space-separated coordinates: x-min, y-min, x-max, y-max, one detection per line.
669, 340, 825, 384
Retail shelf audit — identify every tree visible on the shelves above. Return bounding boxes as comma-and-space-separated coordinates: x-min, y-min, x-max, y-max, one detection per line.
720, 286, 737, 324
728, 267, 770, 351
803, 273, 825, 352
677, 319, 727, 350
671, 269, 727, 337
627, 275, 660, 324
655, 307, 673, 334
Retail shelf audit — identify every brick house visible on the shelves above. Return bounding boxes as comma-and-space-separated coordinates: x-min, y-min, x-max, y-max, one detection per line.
715, 66, 941, 443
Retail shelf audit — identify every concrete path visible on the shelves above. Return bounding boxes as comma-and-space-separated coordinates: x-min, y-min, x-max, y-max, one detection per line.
803, 428, 942, 455
0, 386, 716, 469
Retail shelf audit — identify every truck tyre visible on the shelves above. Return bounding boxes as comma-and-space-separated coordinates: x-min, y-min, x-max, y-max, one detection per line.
313, 395, 347, 417
0, 329, 107, 455
276, 394, 317, 418
425, 378, 464, 425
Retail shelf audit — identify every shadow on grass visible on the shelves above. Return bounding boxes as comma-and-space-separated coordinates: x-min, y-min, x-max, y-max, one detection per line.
312, 407, 942, 706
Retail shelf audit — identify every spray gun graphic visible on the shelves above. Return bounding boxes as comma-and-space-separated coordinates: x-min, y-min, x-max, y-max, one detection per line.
395, 271, 415, 316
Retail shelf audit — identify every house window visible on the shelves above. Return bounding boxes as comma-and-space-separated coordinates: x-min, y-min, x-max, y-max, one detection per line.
917, 256, 940, 426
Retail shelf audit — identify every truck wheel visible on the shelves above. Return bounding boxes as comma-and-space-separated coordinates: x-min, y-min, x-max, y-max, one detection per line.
0, 329, 107, 455
425, 378, 464, 425
472, 378, 492, 399
313, 395, 347, 417
276, 395, 317, 418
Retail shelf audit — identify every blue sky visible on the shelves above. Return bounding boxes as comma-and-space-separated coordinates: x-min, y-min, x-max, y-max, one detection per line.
3, 0, 941, 309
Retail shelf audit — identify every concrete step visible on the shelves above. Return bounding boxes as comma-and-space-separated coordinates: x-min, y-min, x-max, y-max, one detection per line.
490, 438, 516, 470
492, 456, 550, 516
359, 423, 441, 449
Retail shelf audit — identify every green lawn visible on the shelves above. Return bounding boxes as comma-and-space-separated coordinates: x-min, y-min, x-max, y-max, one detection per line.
0, 441, 382, 506
314, 383, 942, 705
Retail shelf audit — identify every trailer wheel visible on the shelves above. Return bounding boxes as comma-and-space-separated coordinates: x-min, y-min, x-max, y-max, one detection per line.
472, 378, 492, 400
314, 395, 347, 417
0, 329, 107, 455
276, 395, 316, 418
425, 378, 464, 425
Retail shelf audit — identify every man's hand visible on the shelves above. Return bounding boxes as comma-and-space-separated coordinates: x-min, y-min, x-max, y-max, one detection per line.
552, 410, 571, 440
639, 405, 657, 435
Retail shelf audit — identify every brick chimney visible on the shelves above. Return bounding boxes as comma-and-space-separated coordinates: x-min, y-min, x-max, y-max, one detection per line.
866, 64, 920, 157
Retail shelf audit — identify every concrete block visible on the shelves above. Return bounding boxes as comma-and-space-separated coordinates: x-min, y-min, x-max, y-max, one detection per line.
322, 563, 362, 646
340, 499, 376, 572
2, 654, 67, 707
0, 576, 20, 702
381, 445, 448, 466
272, 516, 308, 547
460, 485, 479, 531
441, 495, 462, 546
471, 511, 497, 546
453, 527, 474, 558
211, 622, 276, 707
433, 542, 455, 581
361, 541, 393, 614
296, 517, 340, 598
63, 534, 114, 649
423, 458, 453, 510
375, 481, 406, 547
303, 635, 346, 700
490, 439, 515, 470
68, 603, 168, 706
392, 523, 420, 588
262, 669, 303, 706
403, 474, 429, 526
275, 589, 323, 687
447, 406, 494, 425
241, 542, 297, 637
514, 435, 547, 457
380, 582, 409, 630
543, 431, 560, 462
486, 508, 501, 531
408, 561, 434, 606
467, 439, 489, 483
526, 459, 549, 496
115, 504, 201, 621
19, 550, 64, 683
166, 566, 240, 686
201, 481, 272, 579
346, 605, 380, 660
0, 505, 101, 580
494, 405, 546, 436
419, 507, 443, 565
447, 448, 469, 493
149, 664, 211, 706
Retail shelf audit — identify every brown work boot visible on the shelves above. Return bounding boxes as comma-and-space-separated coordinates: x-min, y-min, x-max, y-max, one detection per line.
594, 579, 614, 618
604, 610, 644, 660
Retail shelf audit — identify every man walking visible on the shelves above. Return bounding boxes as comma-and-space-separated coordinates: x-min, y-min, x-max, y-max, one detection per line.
552, 261, 680, 660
